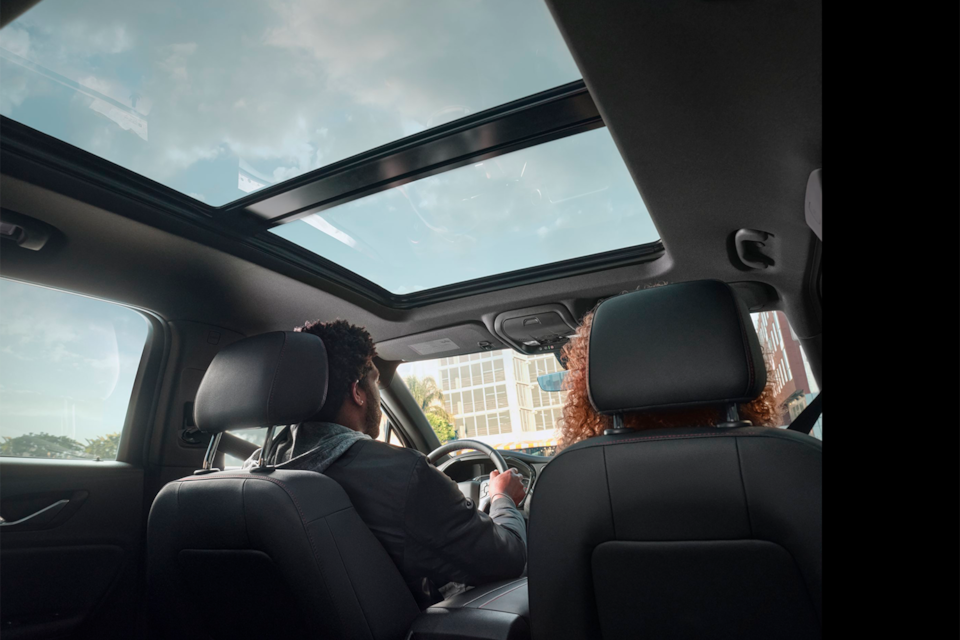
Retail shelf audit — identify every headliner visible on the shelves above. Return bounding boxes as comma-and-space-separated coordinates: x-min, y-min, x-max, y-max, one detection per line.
0, 0, 821, 357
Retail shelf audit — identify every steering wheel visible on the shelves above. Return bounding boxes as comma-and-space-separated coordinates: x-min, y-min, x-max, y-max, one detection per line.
427, 439, 509, 513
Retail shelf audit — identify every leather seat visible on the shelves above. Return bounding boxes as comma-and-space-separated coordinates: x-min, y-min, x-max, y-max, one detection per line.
147, 331, 420, 640
527, 281, 822, 640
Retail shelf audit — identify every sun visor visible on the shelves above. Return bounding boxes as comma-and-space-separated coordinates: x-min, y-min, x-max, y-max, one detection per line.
376, 323, 506, 362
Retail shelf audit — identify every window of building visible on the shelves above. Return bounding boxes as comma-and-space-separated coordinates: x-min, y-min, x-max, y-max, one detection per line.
493, 359, 506, 383
0, 279, 150, 460
399, 350, 565, 454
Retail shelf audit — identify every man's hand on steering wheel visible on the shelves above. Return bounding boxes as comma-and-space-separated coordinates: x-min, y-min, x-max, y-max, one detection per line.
489, 469, 526, 507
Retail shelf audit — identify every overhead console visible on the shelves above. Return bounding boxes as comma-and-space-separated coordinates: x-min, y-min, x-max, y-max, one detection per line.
376, 323, 508, 362
493, 304, 578, 356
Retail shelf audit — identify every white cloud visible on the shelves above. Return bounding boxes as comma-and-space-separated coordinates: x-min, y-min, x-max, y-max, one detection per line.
0, 72, 29, 113
0, 24, 32, 57
0, 0, 579, 205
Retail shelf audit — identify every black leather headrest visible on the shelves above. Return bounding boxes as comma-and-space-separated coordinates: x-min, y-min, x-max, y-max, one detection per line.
587, 280, 766, 414
195, 331, 328, 433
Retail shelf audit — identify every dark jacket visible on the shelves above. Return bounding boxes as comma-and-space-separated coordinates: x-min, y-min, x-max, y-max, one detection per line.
253, 426, 527, 607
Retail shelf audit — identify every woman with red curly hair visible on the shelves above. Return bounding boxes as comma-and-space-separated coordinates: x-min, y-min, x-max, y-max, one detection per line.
557, 306, 781, 449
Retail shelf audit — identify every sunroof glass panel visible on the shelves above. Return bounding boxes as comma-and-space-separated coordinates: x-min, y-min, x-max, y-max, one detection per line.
0, 0, 580, 206
271, 127, 660, 294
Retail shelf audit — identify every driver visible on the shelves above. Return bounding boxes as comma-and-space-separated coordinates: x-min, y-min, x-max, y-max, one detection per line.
243, 319, 527, 608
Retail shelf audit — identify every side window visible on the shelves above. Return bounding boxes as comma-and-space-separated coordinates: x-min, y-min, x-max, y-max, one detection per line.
375, 411, 404, 447
0, 279, 149, 460
223, 428, 267, 469
750, 311, 822, 439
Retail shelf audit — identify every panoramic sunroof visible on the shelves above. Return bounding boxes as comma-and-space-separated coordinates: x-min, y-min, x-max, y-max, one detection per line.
0, 0, 580, 206
271, 127, 659, 295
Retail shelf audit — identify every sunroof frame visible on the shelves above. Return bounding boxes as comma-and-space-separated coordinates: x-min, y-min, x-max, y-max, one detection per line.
0, 80, 664, 309
231, 81, 602, 223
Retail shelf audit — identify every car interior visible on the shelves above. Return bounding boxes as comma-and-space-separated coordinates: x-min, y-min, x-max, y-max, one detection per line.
0, 0, 821, 638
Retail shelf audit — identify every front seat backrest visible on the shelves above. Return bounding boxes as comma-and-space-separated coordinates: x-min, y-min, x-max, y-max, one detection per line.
147, 331, 420, 640
528, 281, 822, 640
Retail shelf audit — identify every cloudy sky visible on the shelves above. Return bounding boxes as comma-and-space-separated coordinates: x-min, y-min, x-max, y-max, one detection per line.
0, 0, 659, 294
0, 280, 149, 448
0, 0, 582, 206
274, 127, 660, 293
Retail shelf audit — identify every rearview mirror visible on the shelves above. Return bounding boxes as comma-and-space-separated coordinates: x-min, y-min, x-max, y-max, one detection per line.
537, 370, 568, 392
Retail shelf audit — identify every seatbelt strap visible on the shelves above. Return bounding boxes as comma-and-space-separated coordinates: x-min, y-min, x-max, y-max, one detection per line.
787, 391, 822, 433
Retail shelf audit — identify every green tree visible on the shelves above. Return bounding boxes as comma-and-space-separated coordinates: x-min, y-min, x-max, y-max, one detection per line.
0, 432, 85, 458
427, 413, 457, 444
84, 433, 121, 460
404, 375, 452, 422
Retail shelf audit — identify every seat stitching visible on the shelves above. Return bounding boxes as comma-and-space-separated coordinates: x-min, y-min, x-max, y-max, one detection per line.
184, 474, 348, 635
181, 474, 306, 517
174, 481, 182, 535
734, 437, 753, 538
458, 578, 527, 607
581, 431, 818, 449
602, 446, 617, 539
172, 474, 351, 635
478, 580, 527, 609
240, 478, 250, 546
304, 505, 353, 526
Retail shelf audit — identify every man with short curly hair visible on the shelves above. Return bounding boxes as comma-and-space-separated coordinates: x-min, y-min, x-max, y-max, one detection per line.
245, 319, 527, 608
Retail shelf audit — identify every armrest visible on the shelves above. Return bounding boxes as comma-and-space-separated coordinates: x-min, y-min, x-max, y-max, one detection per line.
407, 578, 529, 640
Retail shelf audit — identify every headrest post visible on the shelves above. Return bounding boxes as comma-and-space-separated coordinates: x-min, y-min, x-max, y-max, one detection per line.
717, 403, 752, 429
193, 432, 222, 475
258, 425, 276, 468
726, 404, 739, 423
603, 413, 632, 436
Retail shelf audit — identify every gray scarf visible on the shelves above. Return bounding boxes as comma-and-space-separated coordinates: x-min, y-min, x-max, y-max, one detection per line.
242, 422, 370, 474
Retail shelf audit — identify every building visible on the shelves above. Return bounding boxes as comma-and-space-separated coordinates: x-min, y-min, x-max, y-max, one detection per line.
436, 350, 568, 449
751, 311, 818, 425
424, 310, 820, 445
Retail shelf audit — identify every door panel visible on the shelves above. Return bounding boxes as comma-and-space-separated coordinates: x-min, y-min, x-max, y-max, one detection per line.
0, 460, 144, 639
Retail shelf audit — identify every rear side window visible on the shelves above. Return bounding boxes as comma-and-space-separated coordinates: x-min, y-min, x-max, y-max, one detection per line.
0, 279, 149, 460
750, 311, 821, 439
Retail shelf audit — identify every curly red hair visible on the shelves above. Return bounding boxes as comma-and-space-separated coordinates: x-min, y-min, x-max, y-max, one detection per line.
557, 308, 781, 449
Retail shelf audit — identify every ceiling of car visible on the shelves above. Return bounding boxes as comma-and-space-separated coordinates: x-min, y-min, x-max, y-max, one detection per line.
0, 0, 821, 361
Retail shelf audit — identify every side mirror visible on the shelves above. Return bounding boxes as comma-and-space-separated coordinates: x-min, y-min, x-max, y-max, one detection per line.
537, 370, 568, 392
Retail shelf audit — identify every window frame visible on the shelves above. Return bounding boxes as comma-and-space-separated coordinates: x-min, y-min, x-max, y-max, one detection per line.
0, 278, 167, 467
2, 82, 665, 311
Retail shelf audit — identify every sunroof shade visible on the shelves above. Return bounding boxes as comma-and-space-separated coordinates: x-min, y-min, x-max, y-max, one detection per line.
271, 127, 659, 294
0, 0, 580, 206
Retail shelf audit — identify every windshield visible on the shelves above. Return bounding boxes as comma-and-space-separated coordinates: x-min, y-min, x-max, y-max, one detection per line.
397, 311, 822, 454
397, 349, 566, 456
